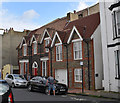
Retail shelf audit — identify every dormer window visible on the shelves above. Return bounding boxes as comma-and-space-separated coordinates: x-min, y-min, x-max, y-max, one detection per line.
23, 44, 27, 56
45, 37, 50, 52
33, 41, 37, 54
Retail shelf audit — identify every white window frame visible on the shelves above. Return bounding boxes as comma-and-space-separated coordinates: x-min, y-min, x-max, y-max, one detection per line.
112, 10, 120, 38
114, 50, 120, 79
45, 38, 50, 53
33, 41, 37, 54
42, 61, 47, 76
74, 69, 82, 82
23, 44, 27, 56
56, 44, 62, 61
73, 40, 82, 60
20, 63, 24, 75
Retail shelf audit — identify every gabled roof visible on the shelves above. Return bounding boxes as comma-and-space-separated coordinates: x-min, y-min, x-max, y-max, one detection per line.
40, 28, 56, 44
64, 12, 100, 43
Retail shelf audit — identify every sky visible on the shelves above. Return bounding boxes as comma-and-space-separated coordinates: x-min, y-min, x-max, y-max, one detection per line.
0, 0, 98, 33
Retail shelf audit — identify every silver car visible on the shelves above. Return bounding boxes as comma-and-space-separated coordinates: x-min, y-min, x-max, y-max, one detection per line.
5, 74, 28, 88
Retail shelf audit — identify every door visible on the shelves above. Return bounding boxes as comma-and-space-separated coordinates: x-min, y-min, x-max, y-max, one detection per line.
55, 69, 67, 85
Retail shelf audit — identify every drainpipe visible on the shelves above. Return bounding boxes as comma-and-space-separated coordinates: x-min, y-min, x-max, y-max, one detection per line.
83, 39, 91, 90
64, 43, 69, 87
28, 45, 32, 77
82, 26, 91, 90
49, 47, 52, 76
87, 41, 90, 90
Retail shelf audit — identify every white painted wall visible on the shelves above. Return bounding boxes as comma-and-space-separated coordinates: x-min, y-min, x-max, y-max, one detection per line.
99, 1, 120, 92
0, 35, 2, 70
92, 25, 103, 89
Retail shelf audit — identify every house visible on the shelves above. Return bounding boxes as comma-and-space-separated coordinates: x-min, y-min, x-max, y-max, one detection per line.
17, 3, 103, 90
99, 0, 120, 92
50, 13, 102, 89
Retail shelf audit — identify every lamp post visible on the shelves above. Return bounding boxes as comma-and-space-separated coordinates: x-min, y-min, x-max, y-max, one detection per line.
80, 61, 84, 93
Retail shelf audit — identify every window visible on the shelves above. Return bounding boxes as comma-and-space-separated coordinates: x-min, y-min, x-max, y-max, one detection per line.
25, 63, 28, 74
45, 39, 49, 52
23, 44, 27, 56
73, 41, 82, 60
112, 11, 120, 38
20, 63, 24, 75
56, 45, 62, 61
42, 61, 47, 76
74, 69, 82, 82
33, 41, 37, 54
114, 50, 120, 79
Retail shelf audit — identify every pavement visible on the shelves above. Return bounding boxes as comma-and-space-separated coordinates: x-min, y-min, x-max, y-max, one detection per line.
68, 89, 120, 100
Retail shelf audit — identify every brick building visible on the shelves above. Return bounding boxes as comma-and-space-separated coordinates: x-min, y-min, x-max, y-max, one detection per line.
17, 3, 103, 90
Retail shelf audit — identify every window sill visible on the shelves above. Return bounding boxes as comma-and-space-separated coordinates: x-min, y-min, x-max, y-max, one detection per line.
115, 77, 120, 80
74, 58, 82, 60
56, 60, 63, 62
113, 36, 120, 40
74, 81, 82, 83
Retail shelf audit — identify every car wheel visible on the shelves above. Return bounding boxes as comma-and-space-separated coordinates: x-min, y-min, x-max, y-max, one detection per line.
45, 87, 49, 95
28, 85, 33, 92
11, 83, 15, 88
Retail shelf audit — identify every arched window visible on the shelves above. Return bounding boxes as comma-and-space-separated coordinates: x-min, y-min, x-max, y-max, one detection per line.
32, 61, 38, 68
32, 61, 38, 76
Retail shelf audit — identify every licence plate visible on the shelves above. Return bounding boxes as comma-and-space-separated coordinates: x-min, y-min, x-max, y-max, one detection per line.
60, 89, 65, 91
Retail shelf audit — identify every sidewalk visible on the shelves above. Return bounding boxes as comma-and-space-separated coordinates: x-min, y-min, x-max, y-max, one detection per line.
68, 89, 120, 100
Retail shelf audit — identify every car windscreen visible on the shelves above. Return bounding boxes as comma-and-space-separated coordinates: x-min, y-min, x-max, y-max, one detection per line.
14, 74, 25, 80
0, 83, 9, 95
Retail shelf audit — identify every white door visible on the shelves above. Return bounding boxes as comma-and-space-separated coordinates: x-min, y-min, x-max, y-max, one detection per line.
55, 69, 67, 85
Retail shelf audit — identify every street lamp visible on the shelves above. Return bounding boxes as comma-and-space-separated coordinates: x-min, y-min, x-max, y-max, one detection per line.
80, 61, 84, 93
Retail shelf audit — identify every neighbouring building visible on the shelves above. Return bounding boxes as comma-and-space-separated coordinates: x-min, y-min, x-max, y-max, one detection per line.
2, 28, 29, 67
99, 0, 120, 92
0, 34, 2, 70
17, 3, 103, 90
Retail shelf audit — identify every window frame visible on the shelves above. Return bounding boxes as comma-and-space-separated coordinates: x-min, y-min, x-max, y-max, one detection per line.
45, 38, 50, 53
112, 10, 120, 39
42, 61, 47, 76
33, 41, 37, 54
73, 39, 82, 60
74, 69, 82, 82
56, 44, 62, 61
23, 44, 27, 56
114, 50, 120, 79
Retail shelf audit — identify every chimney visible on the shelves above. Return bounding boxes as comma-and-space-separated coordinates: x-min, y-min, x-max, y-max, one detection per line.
67, 11, 78, 22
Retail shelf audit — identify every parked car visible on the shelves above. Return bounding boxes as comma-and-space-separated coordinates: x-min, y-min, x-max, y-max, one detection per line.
0, 79, 14, 103
27, 76, 68, 95
5, 74, 28, 88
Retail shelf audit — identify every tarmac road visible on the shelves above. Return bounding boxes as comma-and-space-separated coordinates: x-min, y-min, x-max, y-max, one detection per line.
12, 88, 120, 103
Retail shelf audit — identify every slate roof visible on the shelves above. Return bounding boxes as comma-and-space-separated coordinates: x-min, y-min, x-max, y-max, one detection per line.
17, 11, 100, 49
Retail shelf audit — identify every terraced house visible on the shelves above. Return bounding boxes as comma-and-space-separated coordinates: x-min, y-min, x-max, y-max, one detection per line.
17, 3, 103, 90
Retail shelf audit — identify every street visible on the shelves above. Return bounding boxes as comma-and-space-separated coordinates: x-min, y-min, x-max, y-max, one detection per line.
12, 88, 120, 103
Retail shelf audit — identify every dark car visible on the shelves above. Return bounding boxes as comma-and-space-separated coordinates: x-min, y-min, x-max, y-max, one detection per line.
27, 76, 68, 95
0, 80, 14, 103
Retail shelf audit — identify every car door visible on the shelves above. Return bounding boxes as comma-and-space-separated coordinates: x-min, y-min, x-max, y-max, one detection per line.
5, 75, 13, 86
36, 78, 44, 92
8, 75, 14, 86
30, 77, 38, 90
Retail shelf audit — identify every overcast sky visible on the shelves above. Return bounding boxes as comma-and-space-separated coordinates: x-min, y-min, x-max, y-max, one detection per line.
0, 0, 98, 33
